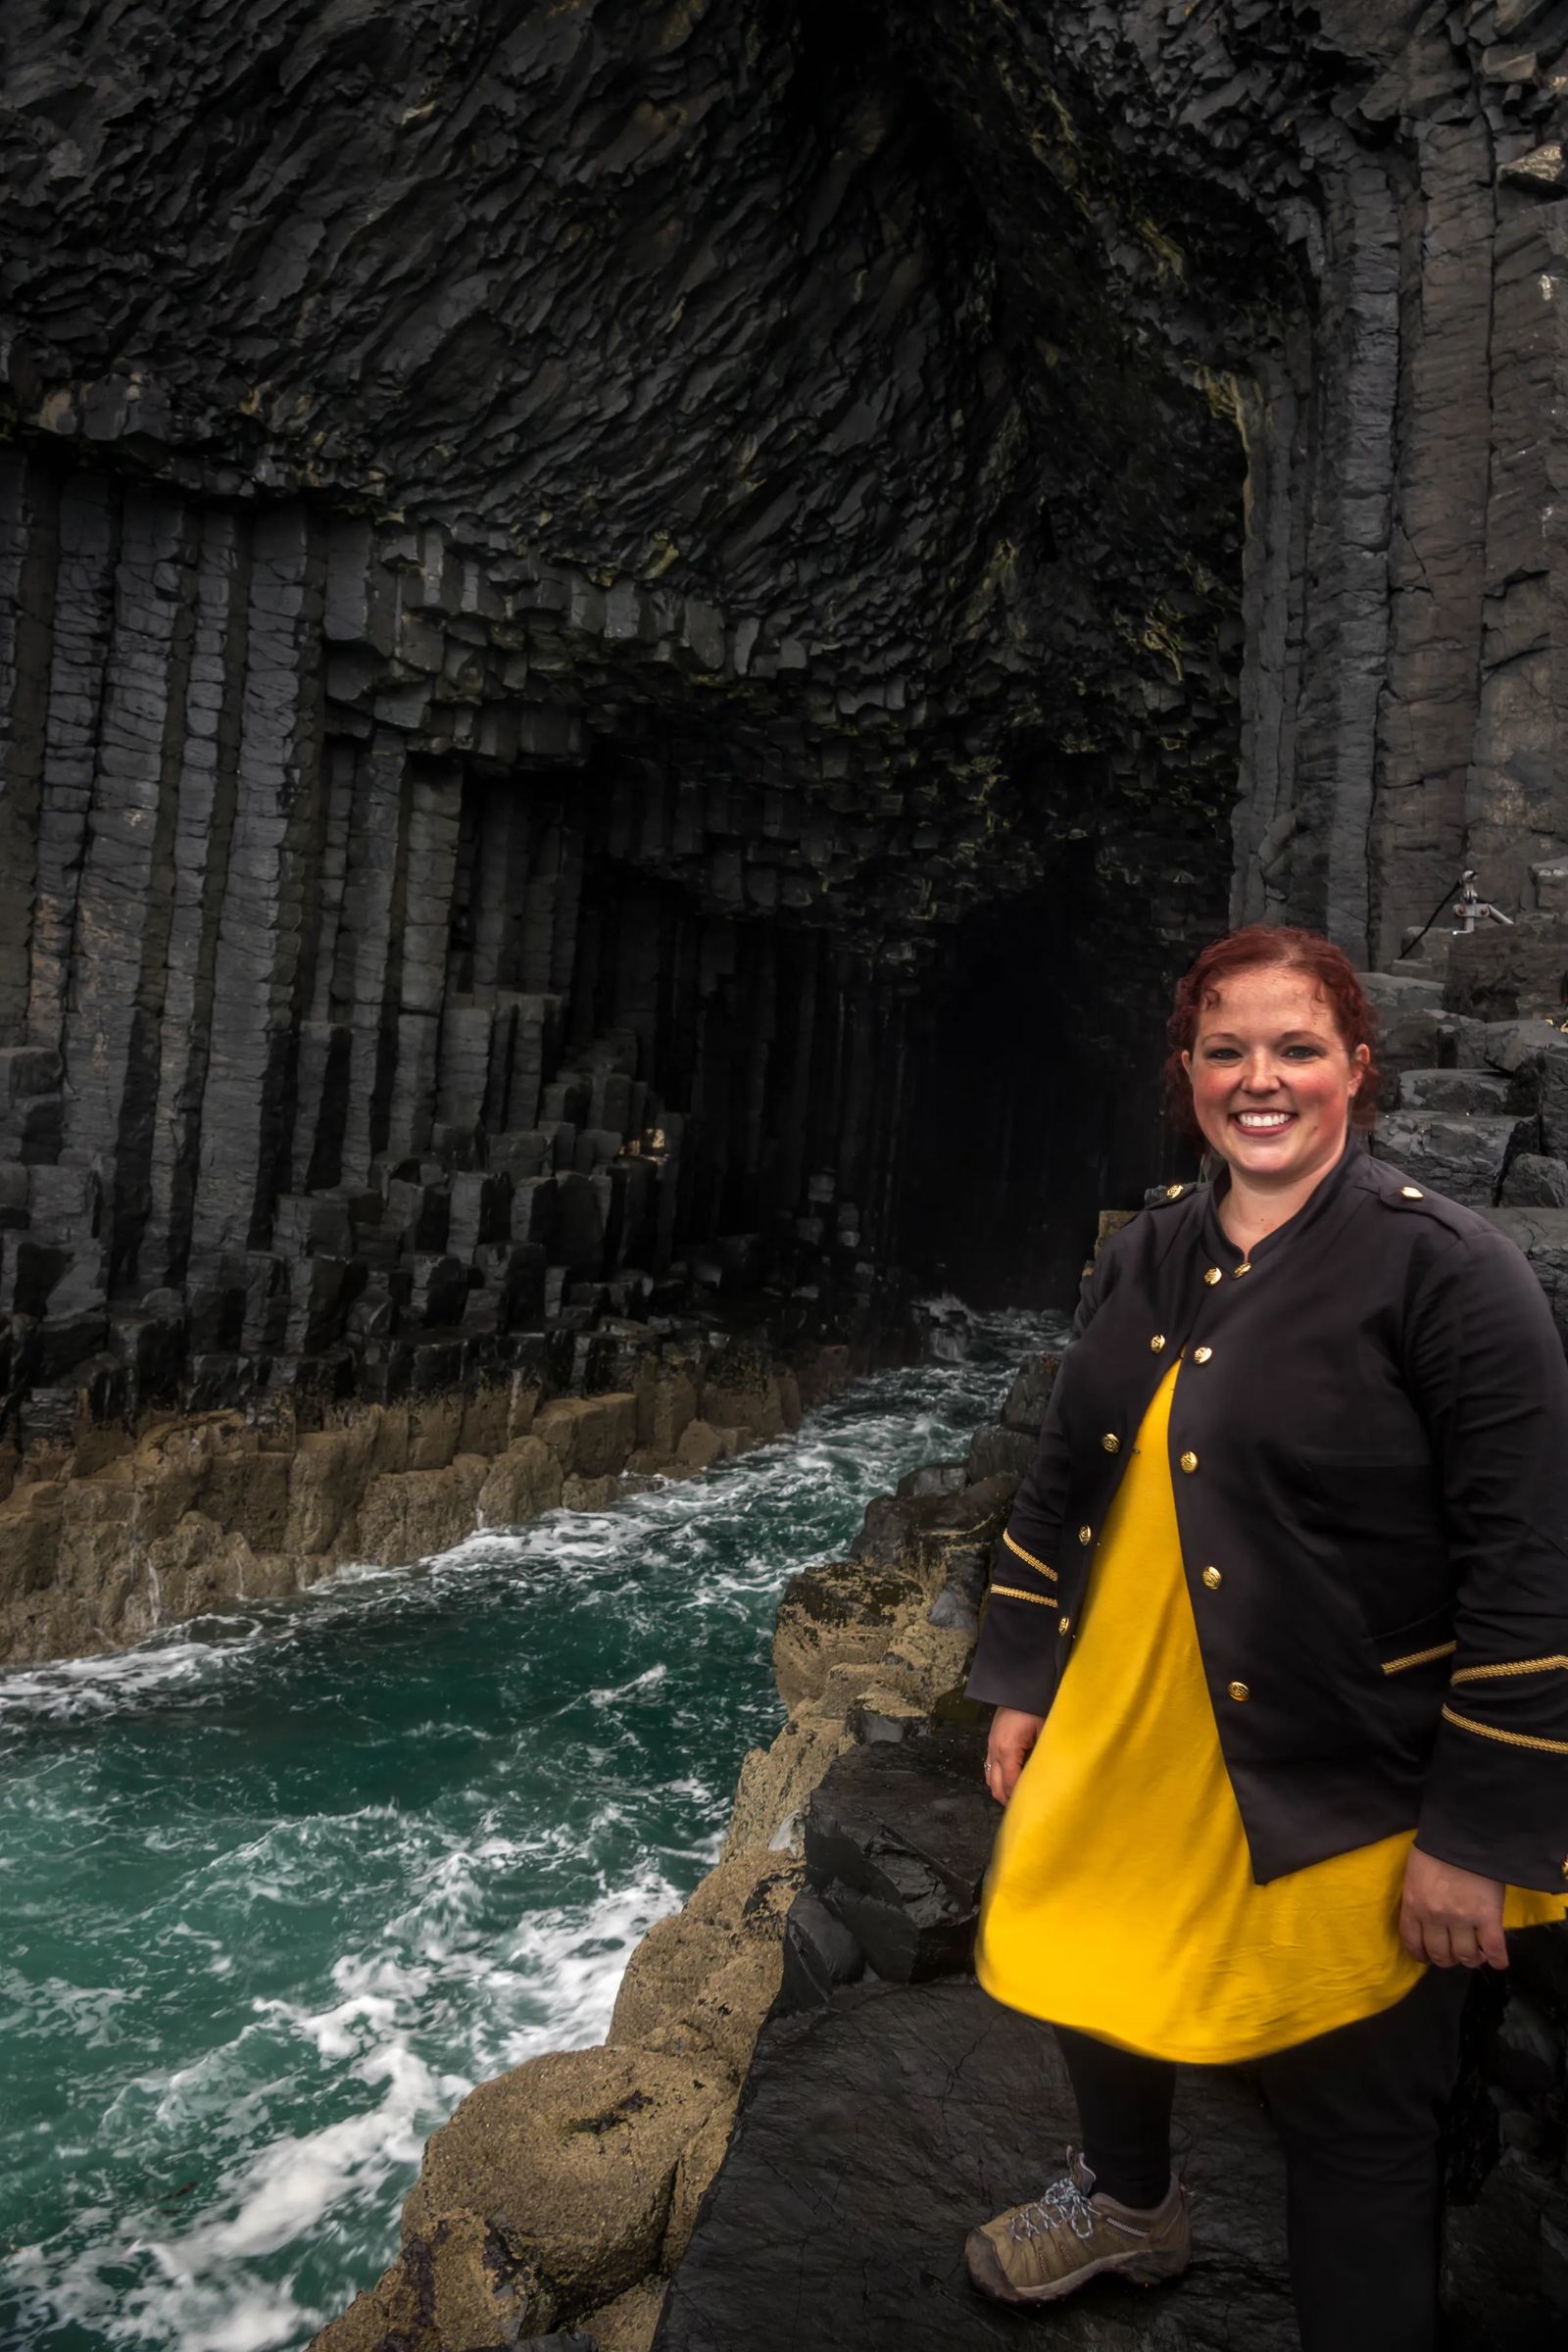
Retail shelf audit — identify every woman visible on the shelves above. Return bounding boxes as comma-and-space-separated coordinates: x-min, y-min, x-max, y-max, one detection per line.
961, 924, 1568, 2348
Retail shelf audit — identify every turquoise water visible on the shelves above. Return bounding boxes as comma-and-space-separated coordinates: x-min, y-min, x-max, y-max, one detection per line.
0, 1304, 1057, 2352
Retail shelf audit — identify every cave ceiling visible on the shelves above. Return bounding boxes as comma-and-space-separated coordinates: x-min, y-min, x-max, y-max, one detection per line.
0, 0, 1313, 967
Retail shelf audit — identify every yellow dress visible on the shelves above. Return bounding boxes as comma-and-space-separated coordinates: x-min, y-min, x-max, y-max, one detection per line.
976, 1361, 1568, 2064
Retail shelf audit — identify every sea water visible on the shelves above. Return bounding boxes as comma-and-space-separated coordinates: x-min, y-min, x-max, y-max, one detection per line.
0, 1305, 1060, 2352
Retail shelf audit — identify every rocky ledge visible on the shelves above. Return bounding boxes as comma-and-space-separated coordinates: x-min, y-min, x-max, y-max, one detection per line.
308, 1345, 1043, 2352
0, 1309, 875, 1666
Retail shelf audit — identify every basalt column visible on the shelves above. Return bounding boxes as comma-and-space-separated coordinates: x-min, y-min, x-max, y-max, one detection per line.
0, 446, 974, 1429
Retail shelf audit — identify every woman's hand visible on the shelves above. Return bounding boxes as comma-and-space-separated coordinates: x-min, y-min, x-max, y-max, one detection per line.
984, 1707, 1047, 1805
1399, 1846, 1509, 1969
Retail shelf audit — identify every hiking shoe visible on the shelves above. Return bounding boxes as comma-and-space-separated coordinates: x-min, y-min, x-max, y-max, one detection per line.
964, 2147, 1191, 2306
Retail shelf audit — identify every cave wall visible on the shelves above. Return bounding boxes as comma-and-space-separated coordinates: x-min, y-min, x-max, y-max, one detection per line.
3, 0, 1567, 1415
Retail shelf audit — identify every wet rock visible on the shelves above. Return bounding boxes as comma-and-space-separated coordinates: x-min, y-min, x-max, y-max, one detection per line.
962, 1423, 1036, 1481
670, 1420, 741, 1475
700, 1346, 787, 1444
476, 1434, 565, 1527
401, 2044, 731, 2319
351, 1455, 488, 1564
1000, 1352, 1059, 1435
532, 1394, 641, 1479
895, 1460, 968, 1499
653, 1979, 1298, 2352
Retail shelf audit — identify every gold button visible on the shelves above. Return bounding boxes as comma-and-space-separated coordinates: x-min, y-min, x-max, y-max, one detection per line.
1180, 1450, 1199, 1474
1101, 1432, 1120, 1453
1058, 1616, 1072, 1637
1227, 1680, 1250, 1702
1234, 1261, 1251, 1277
1151, 1334, 1166, 1353
1203, 1266, 1221, 1286
1194, 1346, 1212, 1364
1201, 1566, 1222, 1590
1078, 1524, 1093, 1544
1165, 1184, 1184, 1200
1400, 1185, 1424, 1200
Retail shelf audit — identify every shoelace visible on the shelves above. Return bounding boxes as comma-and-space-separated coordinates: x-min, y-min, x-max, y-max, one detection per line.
1009, 2173, 1102, 2244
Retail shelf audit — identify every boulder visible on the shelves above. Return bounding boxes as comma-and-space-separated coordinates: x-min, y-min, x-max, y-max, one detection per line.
307, 2207, 559, 2351
652, 1979, 1298, 2351
852, 1475, 1017, 1598
1396, 1067, 1514, 1116
576, 2276, 668, 2352
1500, 1153, 1568, 1210
1361, 972, 1470, 1099
790, 1727, 995, 1990
402, 2043, 730, 2316
1372, 1113, 1534, 1206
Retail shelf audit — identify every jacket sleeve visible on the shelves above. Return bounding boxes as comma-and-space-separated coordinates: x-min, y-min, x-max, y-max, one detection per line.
963, 1240, 1116, 1714
1407, 1222, 1568, 1891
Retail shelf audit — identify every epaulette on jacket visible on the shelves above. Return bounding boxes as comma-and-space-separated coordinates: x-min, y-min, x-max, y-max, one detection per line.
1143, 1180, 1200, 1209
1363, 1156, 1489, 1240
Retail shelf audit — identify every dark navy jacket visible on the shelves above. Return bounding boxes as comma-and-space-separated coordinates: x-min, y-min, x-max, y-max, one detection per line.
964, 1137, 1568, 1890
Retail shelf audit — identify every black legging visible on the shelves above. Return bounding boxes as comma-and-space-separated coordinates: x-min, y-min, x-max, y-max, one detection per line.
1055, 1966, 1470, 2352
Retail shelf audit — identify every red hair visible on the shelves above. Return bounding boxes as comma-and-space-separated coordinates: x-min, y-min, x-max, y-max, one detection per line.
1163, 924, 1381, 1148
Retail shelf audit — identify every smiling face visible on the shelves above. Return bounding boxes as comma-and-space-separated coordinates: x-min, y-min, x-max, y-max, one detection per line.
1180, 963, 1369, 1189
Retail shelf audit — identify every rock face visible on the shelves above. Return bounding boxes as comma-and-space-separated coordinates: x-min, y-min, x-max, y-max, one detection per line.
9, 0, 1568, 1387
0, 1316, 856, 1664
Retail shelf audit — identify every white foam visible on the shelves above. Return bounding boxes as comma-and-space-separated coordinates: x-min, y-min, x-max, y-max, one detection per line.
1, 1304, 1068, 2352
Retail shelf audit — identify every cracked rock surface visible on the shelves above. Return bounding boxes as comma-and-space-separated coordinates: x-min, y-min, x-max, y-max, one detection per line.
653, 1977, 1298, 2351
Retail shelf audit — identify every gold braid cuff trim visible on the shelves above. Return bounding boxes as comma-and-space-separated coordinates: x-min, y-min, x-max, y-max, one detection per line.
1450, 1655, 1568, 1685
1441, 1704, 1568, 1757
1002, 1530, 1058, 1582
1382, 1642, 1456, 1676
989, 1585, 1059, 1609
